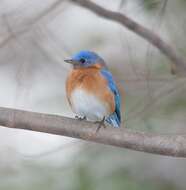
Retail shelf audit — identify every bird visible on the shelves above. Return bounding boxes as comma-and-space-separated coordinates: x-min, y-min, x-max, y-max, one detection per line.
65, 50, 121, 128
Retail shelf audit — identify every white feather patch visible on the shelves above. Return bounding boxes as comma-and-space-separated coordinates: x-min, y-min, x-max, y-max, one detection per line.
70, 88, 110, 121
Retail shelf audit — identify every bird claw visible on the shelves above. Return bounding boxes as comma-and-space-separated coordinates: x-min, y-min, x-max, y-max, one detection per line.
75, 115, 86, 121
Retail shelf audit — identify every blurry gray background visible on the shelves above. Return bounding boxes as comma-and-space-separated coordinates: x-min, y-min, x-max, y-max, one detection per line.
0, 0, 186, 189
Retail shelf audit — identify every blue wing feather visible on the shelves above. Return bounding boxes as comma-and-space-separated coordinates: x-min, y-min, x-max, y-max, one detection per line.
100, 68, 121, 127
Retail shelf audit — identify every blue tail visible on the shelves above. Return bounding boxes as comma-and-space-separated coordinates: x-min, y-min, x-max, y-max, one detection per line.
106, 112, 120, 128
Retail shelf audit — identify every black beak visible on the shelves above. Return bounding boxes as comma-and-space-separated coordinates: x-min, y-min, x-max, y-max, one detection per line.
64, 59, 79, 65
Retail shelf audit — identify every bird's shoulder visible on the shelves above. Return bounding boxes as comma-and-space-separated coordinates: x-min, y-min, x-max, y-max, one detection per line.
100, 69, 118, 92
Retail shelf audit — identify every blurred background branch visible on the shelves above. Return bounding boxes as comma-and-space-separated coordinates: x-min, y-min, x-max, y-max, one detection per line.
0, 0, 64, 49
71, 0, 186, 75
1, 0, 185, 74
0, 106, 186, 158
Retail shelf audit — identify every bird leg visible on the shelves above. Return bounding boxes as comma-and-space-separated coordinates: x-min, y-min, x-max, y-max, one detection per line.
75, 115, 86, 121
95, 117, 106, 133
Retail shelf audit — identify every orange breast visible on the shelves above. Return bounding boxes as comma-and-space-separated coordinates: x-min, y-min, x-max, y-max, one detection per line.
66, 67, 115, 114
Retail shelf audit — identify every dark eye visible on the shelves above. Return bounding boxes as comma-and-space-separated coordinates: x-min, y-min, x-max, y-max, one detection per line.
79, 58, 86, 64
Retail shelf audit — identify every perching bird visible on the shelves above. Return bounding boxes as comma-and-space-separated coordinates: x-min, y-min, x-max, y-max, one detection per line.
65, 50, 121, 128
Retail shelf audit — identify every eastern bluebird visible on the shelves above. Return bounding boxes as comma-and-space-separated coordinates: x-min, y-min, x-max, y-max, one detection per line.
65, 51, 121, 128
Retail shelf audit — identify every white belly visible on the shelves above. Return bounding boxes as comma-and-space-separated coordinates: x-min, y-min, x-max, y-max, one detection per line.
70, 88, 109, 121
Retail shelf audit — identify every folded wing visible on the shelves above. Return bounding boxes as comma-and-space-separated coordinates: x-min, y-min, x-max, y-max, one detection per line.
100, 68, 121, 127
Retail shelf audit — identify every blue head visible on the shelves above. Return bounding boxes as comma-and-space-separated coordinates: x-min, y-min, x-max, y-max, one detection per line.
64, 50, 106, 69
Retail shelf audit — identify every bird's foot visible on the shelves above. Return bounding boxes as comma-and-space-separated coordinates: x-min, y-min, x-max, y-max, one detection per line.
95, 117, 106, 133
75, 115, 86, 121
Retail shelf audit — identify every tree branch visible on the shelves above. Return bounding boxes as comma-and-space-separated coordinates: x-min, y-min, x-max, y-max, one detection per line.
0, 106, 186, 158
70, 0, 186, 74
